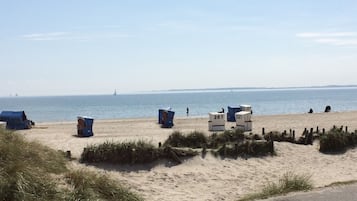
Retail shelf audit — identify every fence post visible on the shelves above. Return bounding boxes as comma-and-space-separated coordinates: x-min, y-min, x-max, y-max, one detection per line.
66, 150, 71, 159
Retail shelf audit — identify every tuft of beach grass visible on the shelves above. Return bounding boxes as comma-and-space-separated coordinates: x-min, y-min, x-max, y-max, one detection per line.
239, 171, 313, 201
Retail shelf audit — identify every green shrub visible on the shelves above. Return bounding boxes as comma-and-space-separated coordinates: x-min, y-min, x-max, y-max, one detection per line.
164, 131, 207, 148
264, 131, 295, 143
208, 129, 244, 148
81, 140, 199, 164
213, 140, 274, 158
80, 140, 161, 164
319, 126, 352, 153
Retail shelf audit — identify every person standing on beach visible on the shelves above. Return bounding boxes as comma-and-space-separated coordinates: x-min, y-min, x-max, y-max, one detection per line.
186, 107, 189, 116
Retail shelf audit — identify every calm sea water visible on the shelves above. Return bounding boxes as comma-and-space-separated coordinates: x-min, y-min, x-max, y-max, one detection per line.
1, 87, 357, 122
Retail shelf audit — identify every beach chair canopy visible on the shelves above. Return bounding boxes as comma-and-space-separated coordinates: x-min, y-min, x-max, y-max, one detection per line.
158, 108, 174, 128
0, 111, 32, 130
227, 106, 241, 122
77, 116, 94, 137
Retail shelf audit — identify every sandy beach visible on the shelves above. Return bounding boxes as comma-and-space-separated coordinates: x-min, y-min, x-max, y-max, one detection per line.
18, 111, 357, 201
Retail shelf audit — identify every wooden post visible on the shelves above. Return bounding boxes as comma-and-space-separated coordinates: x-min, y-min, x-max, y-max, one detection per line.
309, 132, 313, 145
223, 144, 227, 157
158, 142, 162, 148
292, 130, 295, 141
346, 126, 348, 133
323, 128, 325, 134
270, 139, 274, 154
316, 126, 319, 134
310, 128, 314, 134
262, 127, 265, 135
66, 150, 71, 159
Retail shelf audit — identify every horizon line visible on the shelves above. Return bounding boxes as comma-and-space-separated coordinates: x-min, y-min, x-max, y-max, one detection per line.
2, 84, 357, 98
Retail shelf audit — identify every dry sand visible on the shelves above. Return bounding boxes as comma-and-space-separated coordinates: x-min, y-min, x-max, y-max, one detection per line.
18, 111, 357, 201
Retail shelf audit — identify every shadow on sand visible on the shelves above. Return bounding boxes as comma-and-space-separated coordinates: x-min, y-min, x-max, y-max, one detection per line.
83, 159, 183, 172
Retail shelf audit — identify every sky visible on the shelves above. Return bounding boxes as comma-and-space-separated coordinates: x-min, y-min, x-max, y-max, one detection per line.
1, 0, 357, 96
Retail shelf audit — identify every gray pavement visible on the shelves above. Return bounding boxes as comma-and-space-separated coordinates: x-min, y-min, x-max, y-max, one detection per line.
262, 183, 357, 201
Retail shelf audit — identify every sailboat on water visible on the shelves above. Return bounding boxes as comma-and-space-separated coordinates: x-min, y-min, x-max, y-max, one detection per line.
113, 89, 117, 96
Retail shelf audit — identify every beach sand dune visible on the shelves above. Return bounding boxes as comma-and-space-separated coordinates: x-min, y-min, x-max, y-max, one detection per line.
19, 111, 357, 201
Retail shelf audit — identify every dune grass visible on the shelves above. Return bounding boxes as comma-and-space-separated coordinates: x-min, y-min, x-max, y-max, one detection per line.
164, 129, 246, 149
164, 131, 208, 148
239, 172, 313, 201
80, 139, 199, 165
64, 169, 142, 201
208, 129, 245, 148
319, 126, 357, 153
80, 140, 161, 164
164, 130, 273, 158
0, 127, 142, 201
0, 128, 67, 200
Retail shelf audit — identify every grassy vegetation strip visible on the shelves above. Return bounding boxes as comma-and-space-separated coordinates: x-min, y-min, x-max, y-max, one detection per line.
164, 130, 273, 158
81, 140, 160, 164
80, 140, 198, 164
213, 140, 274, 158
164, 130, 248, 149
0, 128, 142, 201
239, 172, 313, 201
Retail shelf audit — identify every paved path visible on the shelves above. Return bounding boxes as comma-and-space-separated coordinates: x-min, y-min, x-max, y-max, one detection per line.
263, 183, 357, 201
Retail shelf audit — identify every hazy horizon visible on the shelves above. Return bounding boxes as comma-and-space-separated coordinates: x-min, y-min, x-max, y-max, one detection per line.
2, 84, 357, 98
1, 1, 357, 96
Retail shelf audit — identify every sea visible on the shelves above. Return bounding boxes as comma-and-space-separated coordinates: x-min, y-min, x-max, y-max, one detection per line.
1, 87, 357, 123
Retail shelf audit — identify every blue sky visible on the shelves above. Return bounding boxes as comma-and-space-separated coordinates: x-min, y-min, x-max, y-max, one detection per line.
1, 0, 357, 96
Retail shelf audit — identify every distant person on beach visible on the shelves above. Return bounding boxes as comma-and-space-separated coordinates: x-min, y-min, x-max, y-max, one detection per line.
220, 108, 224, 113
325, 105, 331, 112
308, 108, 313, 113
186, 107, 189, 116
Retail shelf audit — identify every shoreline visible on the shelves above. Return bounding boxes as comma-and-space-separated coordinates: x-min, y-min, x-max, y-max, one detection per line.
33, 109, 357, 123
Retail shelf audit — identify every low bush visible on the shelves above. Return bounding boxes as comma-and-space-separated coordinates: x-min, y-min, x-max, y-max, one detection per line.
264, 131, 295, 143
319, 126, 357, 153
208, 129, 245, 148
164, 131, 207, 148
81, 140, 199, 164
213, 140, 274, 158
80, 140, 161, 164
